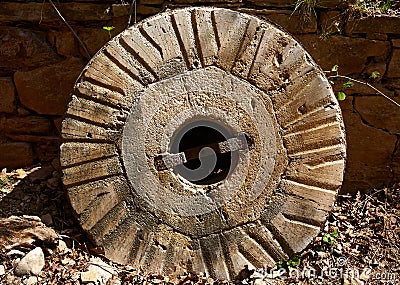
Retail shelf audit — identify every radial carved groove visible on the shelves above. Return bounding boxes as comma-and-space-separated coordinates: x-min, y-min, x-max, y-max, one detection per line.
61, 7, 346, 280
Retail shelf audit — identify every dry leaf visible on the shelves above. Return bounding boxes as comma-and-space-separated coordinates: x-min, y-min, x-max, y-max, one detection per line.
15, 169, 27, 179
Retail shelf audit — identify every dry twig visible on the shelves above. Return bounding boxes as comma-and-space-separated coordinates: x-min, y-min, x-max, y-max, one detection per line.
48, 0, 91, 59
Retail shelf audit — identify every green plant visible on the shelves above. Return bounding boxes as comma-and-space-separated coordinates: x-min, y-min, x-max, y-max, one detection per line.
370, 71, 380, 79
325, 65, 400, 107
277, 254, 301, 270
293, 0, 318, 21
323, 229, 339, 246
103, 26, 115, 39
0, 177, 14, 189
355, 0, 392, 13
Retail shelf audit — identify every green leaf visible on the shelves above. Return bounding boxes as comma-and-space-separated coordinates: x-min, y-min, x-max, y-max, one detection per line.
103, 26, 115, 31
337, 91, 346, 101
291, 255, 301, 267
370, 71, 380, 79
277, 259, 284, 269
342, 81, 354, 88
331, 65, 339, 72
323, 233, 336, 245
331, 229, 339, 238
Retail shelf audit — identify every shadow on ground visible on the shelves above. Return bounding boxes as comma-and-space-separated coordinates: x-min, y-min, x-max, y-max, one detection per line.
0, 164, 83, 240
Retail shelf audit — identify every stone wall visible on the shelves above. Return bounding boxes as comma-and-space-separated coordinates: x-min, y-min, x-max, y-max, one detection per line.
0, 0, 399, 193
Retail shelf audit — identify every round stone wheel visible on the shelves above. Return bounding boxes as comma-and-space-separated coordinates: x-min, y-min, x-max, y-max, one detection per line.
60, 7, 346, 280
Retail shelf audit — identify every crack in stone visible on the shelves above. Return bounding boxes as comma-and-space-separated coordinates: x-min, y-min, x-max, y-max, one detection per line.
351, 96, 398, 183
352, 96, 396, 135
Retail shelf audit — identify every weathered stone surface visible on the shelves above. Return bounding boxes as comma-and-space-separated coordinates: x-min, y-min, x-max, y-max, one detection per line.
387, 49, 400, 78
236, 9, 317, 34
0, 28, 59, 73
244, 0, 296, 7
392, 39, 400, 48
297, 35, 391, 74
111, 3, 159, 18
245, 0, 354, 8
136, 4, 163, 15
346, 15, 400, 35
340, 98, 396, 192
0, 116, 52, 135
366, 33, 387, 41
47, 30, 80, 57
363, 61, 387, 79
62, 156, 123, 186
60, 142, 117, 168
14, 247, 45, 276
4, 135, 59, 143
80, 257, 116, 284
263, 11, 317, 34
386, 79, 400, 97
354, 96, 400, 134
61, 8, 345, 279
0, 3, 112, 22
0, 142, 34, 169
174, 0, 241, 3
111, 4, 131, 17
77, 29, 112, 57
141, 0, 164, 4
14, 57, 85, 115
0, 78, 16, 113
0, 216, 58, 251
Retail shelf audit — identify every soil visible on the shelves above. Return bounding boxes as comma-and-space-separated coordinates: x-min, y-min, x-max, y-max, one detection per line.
0, 163, 399, 285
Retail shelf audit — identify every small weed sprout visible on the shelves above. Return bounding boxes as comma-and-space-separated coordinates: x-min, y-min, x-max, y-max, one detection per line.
103, 26, 115, 39
322, 229, 339, 246
0, 177, 14, 189
277, 254, 301, 270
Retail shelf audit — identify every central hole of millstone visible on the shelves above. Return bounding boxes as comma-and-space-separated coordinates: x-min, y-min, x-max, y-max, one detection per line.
170, 120, 238, 185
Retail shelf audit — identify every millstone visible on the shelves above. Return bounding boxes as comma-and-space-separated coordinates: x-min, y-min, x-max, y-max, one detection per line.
60, 7, 346, 280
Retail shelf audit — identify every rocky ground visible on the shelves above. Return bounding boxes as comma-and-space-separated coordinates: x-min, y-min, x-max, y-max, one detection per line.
0, 163, 399, 285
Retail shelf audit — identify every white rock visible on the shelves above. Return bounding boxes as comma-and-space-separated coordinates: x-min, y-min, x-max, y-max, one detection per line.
14, 247, 45, 276
82, 257, 116, 285
81, 270, 99, 283
25, 276, 38, 285
0, 265, 5, 275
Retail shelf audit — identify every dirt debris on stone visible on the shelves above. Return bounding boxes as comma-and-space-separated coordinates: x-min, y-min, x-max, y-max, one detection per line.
0, 164, 399, 284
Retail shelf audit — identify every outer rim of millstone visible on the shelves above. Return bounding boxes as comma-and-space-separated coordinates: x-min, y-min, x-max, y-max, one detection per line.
60, 7, 346, 280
